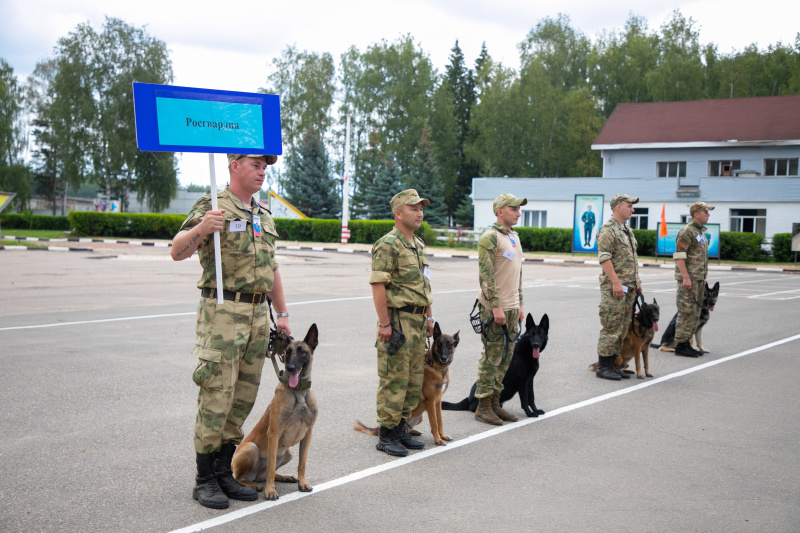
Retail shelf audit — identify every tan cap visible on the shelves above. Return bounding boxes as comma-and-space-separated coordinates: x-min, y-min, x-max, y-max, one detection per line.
227, 154, 278, 166
390, 189, 430, 211
690, 201, 715, 215
610, 194, 639, 209
493, 193, 527, 213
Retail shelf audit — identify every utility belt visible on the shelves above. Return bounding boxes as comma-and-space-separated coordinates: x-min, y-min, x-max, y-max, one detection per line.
392, 305, 429, 315
200, 287, 270, 305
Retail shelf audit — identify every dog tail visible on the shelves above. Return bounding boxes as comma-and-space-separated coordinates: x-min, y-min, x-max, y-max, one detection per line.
353, 420, 379, 436
587, 362, 598, 371
441, 398, 470, 411
649, 342, 661, 349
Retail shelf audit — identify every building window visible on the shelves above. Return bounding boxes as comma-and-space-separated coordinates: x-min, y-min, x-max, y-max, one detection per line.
764, 158, 799, 176
522, 210, 547, 228
709, 160, 741, 176
730, 209, 766, 236
657, 161, 686, 178
629, 207, 649, 229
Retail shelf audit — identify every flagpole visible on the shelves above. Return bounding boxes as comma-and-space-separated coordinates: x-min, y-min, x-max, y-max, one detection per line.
208, 153, 224, 304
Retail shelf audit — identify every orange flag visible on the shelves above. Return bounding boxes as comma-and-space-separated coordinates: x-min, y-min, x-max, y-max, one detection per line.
659, 202, 668, 238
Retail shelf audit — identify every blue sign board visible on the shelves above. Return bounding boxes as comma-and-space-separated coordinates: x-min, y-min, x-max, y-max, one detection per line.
132, 83, 282, 155
572, 194, 604, 253
657, 223, 720, 259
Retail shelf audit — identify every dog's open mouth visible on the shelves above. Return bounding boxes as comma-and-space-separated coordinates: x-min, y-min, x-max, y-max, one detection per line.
708, 306, 714, 312
532, 347, 540, 359
288, 364, 306, 388
653, 321, 659, 332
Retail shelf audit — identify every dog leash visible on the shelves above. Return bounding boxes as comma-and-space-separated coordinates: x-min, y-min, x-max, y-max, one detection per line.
630, 292, 653, 338
266, 297, 294, 381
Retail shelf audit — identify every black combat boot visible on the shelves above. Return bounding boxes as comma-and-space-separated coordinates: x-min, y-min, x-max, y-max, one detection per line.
212, 443, 258, 501
607, 357, 630, 379
675, 341, 700, 358
193, 452, 229, 509
395, 419, 424, 450
376, 425, 409, 457
595, 356, 621, 381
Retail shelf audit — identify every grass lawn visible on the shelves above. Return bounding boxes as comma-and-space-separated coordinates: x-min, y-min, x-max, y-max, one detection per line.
0, 229, 71, 239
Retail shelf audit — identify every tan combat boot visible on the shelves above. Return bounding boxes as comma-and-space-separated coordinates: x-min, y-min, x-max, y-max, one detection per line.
491, 395, 519, 422
475, 397, 503, 426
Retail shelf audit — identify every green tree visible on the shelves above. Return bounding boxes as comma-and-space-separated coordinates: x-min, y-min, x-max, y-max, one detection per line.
284, 127, 339, 219
405, 127, 446, 225
0, 58, 31, 210
263, 46, 336, 154
364, 153, 402, 220
519, 14, 591, 91
645, 10, 705, 102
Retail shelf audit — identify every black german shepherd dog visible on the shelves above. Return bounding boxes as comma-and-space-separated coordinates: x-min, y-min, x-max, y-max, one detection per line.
443, 313, 549, 418
652, 281, 720, 354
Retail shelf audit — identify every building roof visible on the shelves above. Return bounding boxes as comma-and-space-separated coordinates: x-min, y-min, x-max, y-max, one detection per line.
472, 177, 800, 203
592, 95, 800, 149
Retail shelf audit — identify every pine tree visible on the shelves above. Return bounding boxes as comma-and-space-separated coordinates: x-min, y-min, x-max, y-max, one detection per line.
406, 127, 446, 225
364, 153, 403, 220
283, 127, 340, 219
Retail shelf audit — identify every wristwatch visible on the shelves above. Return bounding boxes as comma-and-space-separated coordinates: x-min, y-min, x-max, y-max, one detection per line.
276, 312, 289, 318
426, 317, 435, 323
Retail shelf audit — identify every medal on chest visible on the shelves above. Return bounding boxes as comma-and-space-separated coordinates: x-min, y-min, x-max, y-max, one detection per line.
509, 235, 517, 247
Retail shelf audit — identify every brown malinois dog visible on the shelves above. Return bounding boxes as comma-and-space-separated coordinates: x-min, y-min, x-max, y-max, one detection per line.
232, 324, 318, 500
354, 323, 460, 446
589, 298, 659, 379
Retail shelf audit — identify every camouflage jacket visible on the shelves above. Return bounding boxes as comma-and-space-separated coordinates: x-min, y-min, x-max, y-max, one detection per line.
179, 187, 280, 294
597, 218, 639, 286
477, 223, 524, 311
369, 228, 432, 309
674, 222, 708, 282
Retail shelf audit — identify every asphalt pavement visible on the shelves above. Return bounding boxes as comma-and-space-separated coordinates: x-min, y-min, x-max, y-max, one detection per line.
1, 246, 799, 533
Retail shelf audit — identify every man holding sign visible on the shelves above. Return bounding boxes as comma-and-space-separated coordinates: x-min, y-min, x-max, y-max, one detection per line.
172, 154, 291, 509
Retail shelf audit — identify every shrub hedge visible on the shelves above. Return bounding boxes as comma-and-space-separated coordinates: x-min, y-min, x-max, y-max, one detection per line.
770, 233, 793, 263
8, 212, 795, 263
0, 213, 70, 230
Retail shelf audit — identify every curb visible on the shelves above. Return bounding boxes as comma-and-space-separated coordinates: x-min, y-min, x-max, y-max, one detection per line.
4, 237, 798, 274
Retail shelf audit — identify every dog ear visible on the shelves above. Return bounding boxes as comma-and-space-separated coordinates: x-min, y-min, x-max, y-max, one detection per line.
453, 330, 460, 347
712, 281, 719, 292
303, 323, 319, 351
653, 298, 657, 305
540, 314, 549, 330
526, 313, 534, 329
433, 321, 441, 339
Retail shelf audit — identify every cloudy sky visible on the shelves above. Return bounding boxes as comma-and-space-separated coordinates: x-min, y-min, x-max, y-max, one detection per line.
2, 0, 798, 187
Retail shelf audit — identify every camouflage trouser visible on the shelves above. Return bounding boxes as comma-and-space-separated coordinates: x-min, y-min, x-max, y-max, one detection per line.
375, 311, 427, 429
475, 304, 520, 399
192, 297, 269, 454
597, 283, 636, 357
675, 281, 704, 343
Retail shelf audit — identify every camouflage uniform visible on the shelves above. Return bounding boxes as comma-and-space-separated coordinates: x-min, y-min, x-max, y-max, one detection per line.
475, 222, 524, 398
596, 217, 639, 357
179, 186, 280, 454
673, 221, 709, 343
369, 228, 433, 429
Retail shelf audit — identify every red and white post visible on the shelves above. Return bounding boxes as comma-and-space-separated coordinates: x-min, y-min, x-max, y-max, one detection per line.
341, 112, 351, 244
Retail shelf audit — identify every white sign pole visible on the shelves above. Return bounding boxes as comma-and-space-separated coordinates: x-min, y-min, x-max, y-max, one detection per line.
208, 153, 224, 304
341, 112, 351, 244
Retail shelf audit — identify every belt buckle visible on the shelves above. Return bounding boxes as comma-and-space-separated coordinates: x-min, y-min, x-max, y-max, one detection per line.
251, 292, 263, 305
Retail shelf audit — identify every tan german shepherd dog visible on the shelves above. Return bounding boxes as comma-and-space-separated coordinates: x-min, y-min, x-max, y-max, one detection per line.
231, 324, 318, 501
589, 298, 660, 379
354, 323, 460, 446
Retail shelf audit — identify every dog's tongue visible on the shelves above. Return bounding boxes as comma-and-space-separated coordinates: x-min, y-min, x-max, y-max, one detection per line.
289, 372, 299, 388
653, 321, 659, 332
709, 306, 714, 312
532, 347, 540, 359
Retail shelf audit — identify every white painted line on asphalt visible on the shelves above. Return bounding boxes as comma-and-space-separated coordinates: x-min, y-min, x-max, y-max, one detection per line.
0, 312, 196, 331
168, 332, 800, 533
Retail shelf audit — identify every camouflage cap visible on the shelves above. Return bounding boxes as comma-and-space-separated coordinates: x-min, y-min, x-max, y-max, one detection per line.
690, 201, 715, 215
227, 154, 278, 166
390, 189, 430, 211
493, 193, 527, 213
610, 194, 639, 209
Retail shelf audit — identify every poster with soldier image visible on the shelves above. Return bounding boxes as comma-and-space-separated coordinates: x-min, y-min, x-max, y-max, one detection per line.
572, 194, 604, 253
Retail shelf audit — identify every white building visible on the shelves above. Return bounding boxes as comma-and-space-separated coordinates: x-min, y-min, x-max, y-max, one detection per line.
472, 95, 800, 239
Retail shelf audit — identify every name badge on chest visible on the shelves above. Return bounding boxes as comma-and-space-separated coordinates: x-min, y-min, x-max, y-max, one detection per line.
423, 265, 431, 280
696, 234, 705, 244
253, 215, 262, 238
229, 220, 246, 232
502, 249, 516, 261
